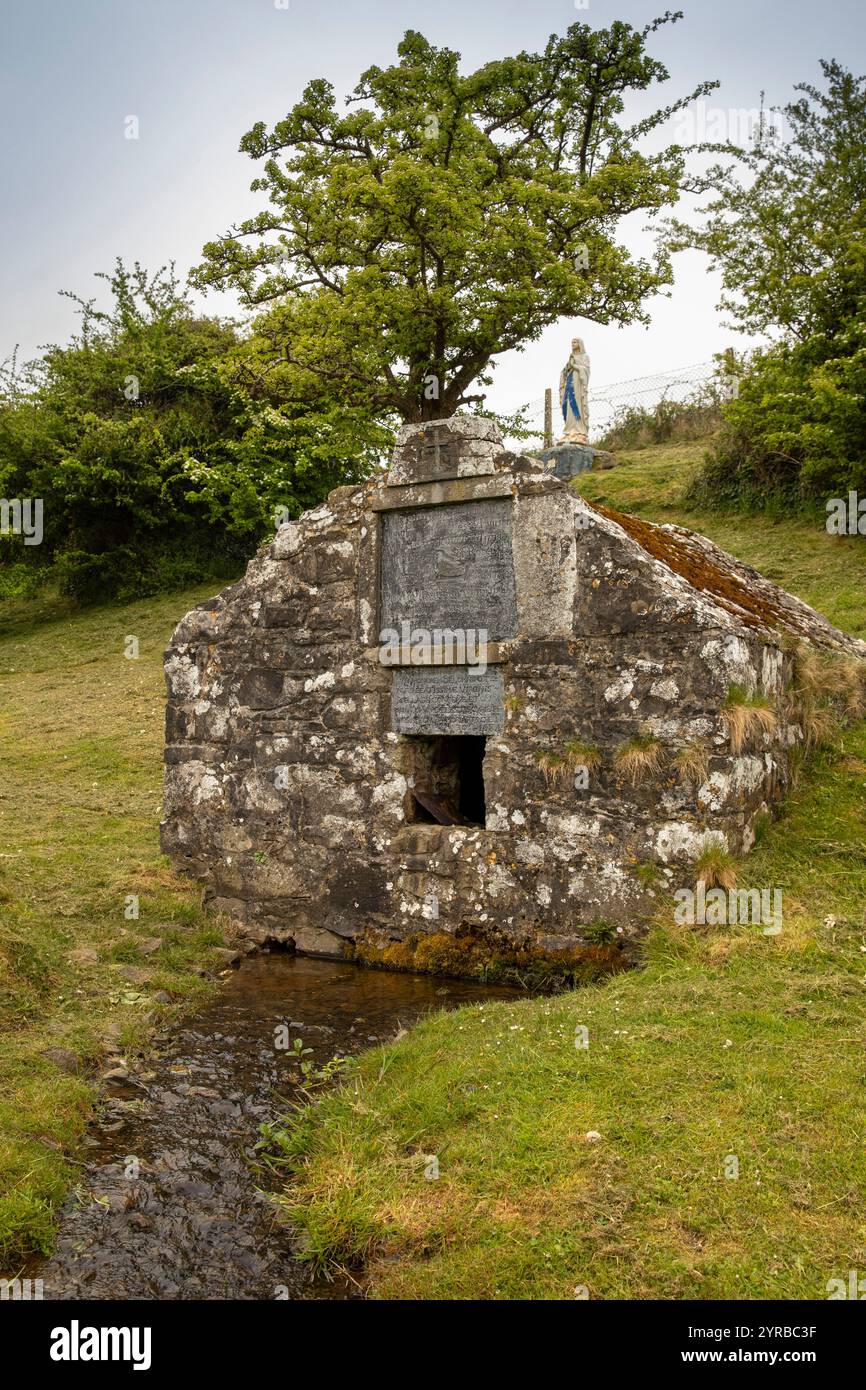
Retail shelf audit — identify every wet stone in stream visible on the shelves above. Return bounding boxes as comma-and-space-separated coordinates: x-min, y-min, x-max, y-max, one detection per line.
38, 954, 521, 1301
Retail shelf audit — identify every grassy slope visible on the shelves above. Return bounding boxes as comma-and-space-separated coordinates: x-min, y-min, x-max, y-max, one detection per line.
0, 584, 233, 1266
282, 440, 866, 1300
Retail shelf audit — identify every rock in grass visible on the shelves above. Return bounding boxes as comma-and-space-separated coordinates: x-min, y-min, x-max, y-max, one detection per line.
41, 1048, 80, 1075
135, 937, 163, 956
114, 965, 151, 984
209, 948, 241, 966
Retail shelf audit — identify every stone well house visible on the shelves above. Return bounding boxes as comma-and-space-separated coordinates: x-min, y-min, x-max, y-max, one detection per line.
161, 415, 865, 960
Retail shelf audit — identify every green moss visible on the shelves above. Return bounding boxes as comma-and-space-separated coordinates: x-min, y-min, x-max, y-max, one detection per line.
724, 683, 775, 711
345, 925, 626, 991
578, 918, 618, 946
633, 861, 663, 887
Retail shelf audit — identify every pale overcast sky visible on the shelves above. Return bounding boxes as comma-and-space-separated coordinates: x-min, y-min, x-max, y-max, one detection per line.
2, 0, 864, 426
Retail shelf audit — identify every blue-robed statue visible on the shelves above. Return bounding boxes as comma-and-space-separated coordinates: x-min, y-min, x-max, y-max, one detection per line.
559, 337, 590, 444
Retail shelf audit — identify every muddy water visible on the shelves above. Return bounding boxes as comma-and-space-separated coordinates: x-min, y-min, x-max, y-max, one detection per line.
37, 955, 522, 1301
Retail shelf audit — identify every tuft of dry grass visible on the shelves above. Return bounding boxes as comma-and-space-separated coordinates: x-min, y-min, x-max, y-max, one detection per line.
801, 702, 840, 752
828, 655, 866, 720
534, 749, 566, 787
786, 644, 866, 752
674, 741, 710, 785
564, 740, 601, 774
792, 644, 830, 703
794, 646, 866, 717
614, 735, 664, 787
535, 741, 601, 788
721, 685, 778, 754
695, 837, 738, 890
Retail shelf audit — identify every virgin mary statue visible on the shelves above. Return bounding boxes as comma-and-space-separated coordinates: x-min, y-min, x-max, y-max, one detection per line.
559, 338, 590, 444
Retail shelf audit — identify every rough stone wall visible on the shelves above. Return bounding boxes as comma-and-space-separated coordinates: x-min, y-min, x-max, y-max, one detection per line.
162, 421, 864, 961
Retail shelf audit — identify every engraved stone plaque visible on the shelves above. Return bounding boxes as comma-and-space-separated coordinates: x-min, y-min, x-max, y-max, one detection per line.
392, 667, 504, 736
380, 498, 516, 640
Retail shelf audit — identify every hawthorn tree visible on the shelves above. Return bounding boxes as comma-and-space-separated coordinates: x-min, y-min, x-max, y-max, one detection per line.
195, 17, 717, 423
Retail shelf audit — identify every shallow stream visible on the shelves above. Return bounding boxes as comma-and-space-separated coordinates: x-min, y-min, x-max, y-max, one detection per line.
37, 954, 521, 1300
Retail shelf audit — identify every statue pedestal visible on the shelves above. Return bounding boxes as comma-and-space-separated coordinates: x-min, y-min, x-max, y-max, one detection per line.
536, 442, 615, 480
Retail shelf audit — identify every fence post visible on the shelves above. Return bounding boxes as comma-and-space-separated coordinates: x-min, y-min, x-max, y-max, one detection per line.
543, 388, 553, 449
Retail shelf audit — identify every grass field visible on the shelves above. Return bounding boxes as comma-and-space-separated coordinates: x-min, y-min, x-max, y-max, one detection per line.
277, 439, 866, 1299
0, 583, 233, 1267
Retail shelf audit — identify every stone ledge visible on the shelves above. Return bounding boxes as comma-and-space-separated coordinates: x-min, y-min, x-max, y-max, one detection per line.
371, 475, 515, 511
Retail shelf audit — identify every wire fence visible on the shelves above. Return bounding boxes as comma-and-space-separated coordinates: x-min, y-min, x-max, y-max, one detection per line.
518, 358, 726, 449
